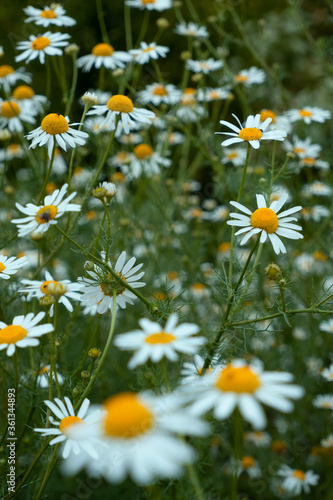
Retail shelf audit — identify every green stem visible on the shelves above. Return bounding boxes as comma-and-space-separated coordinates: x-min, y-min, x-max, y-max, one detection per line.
226, 307, 333, 328
231, 409, 243, 500
136, 9, 150, 46
124, 3, 133, 50
186, 463, 205, 500
38, 139, 56, 203
67, 104, 89, 190
64, 53, 78, 117
160, 358, 170, 391
34, 444, 60, 500
96, 0, 110, 43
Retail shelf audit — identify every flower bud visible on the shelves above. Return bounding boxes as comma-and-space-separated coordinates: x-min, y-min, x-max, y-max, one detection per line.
265, 263, 282, 281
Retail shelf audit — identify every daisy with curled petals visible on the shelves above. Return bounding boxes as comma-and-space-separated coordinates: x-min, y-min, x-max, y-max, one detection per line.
11, 183, 81, 237
277, 465, 319, 496
227, 193, 303, 254
77, 43, 131, 72
284, 106, 331, 124
0, 312, 53, 357
126, 0, 172, 11
26, 113, 89, 158
0, 65, 32, 93
15, 32, 71, 65
114, 313, 206, 369
174, 22, 209, 38
79, 251, 145, 314
0, 254, 28, 280
129, 42, 169, 65
34, 398, 101, 459
217, 113, 287, 150
24, 5, 76, 27
87, 95, 155, 135
61, 391, 209, 485
182, 359, 304, 429
0, 99, 36, 133
187, 58, 224, 75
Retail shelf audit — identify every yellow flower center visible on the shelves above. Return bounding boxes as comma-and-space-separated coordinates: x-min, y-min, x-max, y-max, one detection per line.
40, 9, 57, 18
218, 242, 231, 252
227, 152, 238, 159
302, 157, 316, 166
238, 127, 263, 142
59, 416, 84, 435
13, 85, 35, 100
100, 273, 126, 296
142, 0, 156, 4
143, 46, 154, 53
103, 392, 154, 438
92, 43, 114, 57
250, 207, 279, 233
293, 147, 305, 154
41, 113, 69, 135
0, 325, 27, 344
145, 331, 176, 344
241, 456, 255, 469
235, 74, 248, 82
299, 109, 312, 118
167, 271, 178, 280
40, 280, 67, 298
215, 364, 261, 393
209, 91, 221, 99
313, 250, 327, 261
39, 366, 49, 375
292, 470, 306, 481
107, 95, 134, 113
0, 262, 6, 272
260, 109, 276, 123
0, 65, 14, 77
134, 143, 154, 160
1, 101, 20, 118
35, 205, 58, 224
192, 283, 205, 291
32, 36, 51, 51
152, 85, 167, 96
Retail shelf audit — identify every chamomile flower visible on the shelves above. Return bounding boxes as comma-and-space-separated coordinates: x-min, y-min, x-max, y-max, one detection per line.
187, 58, 224, 74
77, 43, 131, 72
0, 143, 25, 161
174, 88, 207, 123
15, 32, 71, 65
283, 135, 322, 158
138, 83, 181, 106
302, 181, 332, 197
125, 143, 171, 178
197, 86, 232, 102
0, 99, 36, 132
299, 156, 329, 170
319, 319, 333, 334
79, 251, 145, 314
0, 312, 53, 357
244, 431, 271, 447
34, 398, 101, 459
180, 354, 217, 383
278, 465, 319, 495
217, 113, 287, 149
227, 193, 303, 254
0, 65, 32, 93
11, 183, 81, 237
35, 364, 64, 388
301, 205, 329, 221
24, 6, 76, 27
284, 106, 331, 124
321, 364, 333, 382
234, 66, 266, 86
26, 113, 89, 158
0, 254, 28, 279
183, 359, 304, 429
221, 147, 247, 166
130, 42, 169, 64
174, 22, 209, 38
12, 85, 47, 115
126, 0, 172, 11
114, 314, 205, 369
313, 395, 333, 409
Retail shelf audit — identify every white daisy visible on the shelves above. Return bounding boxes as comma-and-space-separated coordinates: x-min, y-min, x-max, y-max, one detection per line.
0, 143, 25, 161
15, 32, 71, 64
174, 22, 209, 38
0, 312, 53, 357
77, 43, 131, 72
284, 106, 331, 124
259, 109, 292, 133
12, 85, 47, 115
0, 99, 36, 133
11, 183, 81, 237
79, 251, 145, 314
299, 156, 329, 170
174, 88, 207, 123
124, 143, 171, 178
24, 5, 76, 27
278, 465, 319, 495
130, 42, 169, 65
283, 135, 322, 158
125, 0, 172, 11
234, 66, 265, 86
321, 364, 333, 382
0, 254, 28, 279
313, 395, 333, 409
180, 354, 218, 384
217, 113, 287, 150
114, 314, 206, 369
244, 431, 271, 447
34, 397, 101, 459
302, 181, 332, 197
301, 205, 329, 221
221, 147, 247, 166
187, 58, 224, 74
183, 359, 304, 429
0, 65, 32, 93
138, 83, 181, 106
197, 86, 232, 102
26, 113, 89, 158
227, 193, 303, 254
319, 319, 333, 334
35, 364, 64, 388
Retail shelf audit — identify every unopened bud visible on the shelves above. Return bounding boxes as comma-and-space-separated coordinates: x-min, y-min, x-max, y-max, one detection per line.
180, 51, 192, 61
39, 295, 55, 308
30, 230, 44, 241
81, 370, 90, 380
156, 17, 170, 29
65, 44, 80, 56
88, 348, 102, 359
265, 263, 282, 281
84, 261, 95, 272
81, 91, 98, 107
112, 68, 124, 77
191, 73, 202, 82
4, 185, 14, 195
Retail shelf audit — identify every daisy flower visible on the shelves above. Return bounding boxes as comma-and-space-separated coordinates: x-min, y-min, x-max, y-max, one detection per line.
301, 205, 329, 221
35, 364, 64, 388
278, 465, 319, 495
26, 113, 89, 158
174, 88, 207, 123
0, 254, 28, 279
15, 32, 71, 64
20, 270, 82, 317
124, 143, 171, 178
114, 314, 206, 369
244, 431, 271, 447
284, 106, 331, 124
221, 147, 247, 166
259, 109, 292, 133
313, 395, 333, 410
197, 86, 232, 102
130, 42, 169, 65
183, 359, 304, 429
180, 354, 217, 384
0, 99, 36, 133
125, 0, 172, 11
0, 143, 25, 161
283, 135, 322, 158
174, 22, 209, 38
319, 319, 333, 334
61, 391, 209, 485
79, 251, 145, 314
234, 66, 265, 86
187, 58, 224, 74
12, 85, 47, 115
138, 83, 181, 106
0, 312, 53, 357
227, 193, 303, 254
24, 5, 76, 27
11, 183, 81, 237
77, 43, 131, 72
217, 113, 287, 149
321, 364, 333, 382
302, 181, 332, 197
34, 397, 101, 459
234, 456, 262, 478
87, 95, 155, 135
0, 65, 32, 93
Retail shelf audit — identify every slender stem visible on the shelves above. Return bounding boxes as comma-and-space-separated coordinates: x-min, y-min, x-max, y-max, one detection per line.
38, 139, 56, 203
96, 0, 110, 43
226, 308, 333, 328
186, 463, 205, 500
67, 104, 89, 191
279, 283, 287, 313
45, 57, 51, 103
71, 315, 102, 377
231, 409, 243, 500
34, 444, 60, 500
136, 9, 150, 46
65, 53, 78, 117
160, 358, 170, 391
124, 3, 133, 50
103, 201, 112, 261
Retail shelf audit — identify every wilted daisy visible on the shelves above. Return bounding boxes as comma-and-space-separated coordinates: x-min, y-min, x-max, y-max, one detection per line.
24, 5, 76, 27
284, 106, 331, 124
77, 43, 131, 72
0, 99, 36, 132
227, 193, 303, 254
138, 82, 181, 106
126, 0, 172, 10
234, 66, 265, 86
130, 42, 169, 64
15, 32, 71, 64
79, 251, 145, 314
278, 465, 319, 495
187, 58, 224, 75
114, 314, 205, 368
0, 254, 28, 279
0, 312, 53, 357
11, 183, 81, 237
61, 391, 209, 485
217, 113, 287, 149
183, 359, 304, 429
12, 85, 47, 115
125, 143, 171, 178
0, 65, 32, 93
34, 397, 101, 459
174, 22, 209, 38
26, 113, 89, 158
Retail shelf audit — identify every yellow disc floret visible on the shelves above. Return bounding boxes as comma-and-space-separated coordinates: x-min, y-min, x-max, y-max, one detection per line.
13, 85, 35, 100
32, 36, 51, 51
142, 0, 156, 4
103, 392, 154, 438
107, 95, 134, 113
35, 205, 58, 224
92, 43, 114, 57
40, 280, 67, 298
241, 456, 256, 469
145, 331, 176, 344
59, 416, 84, 436
0, 325, 27, 344
134, 144, 154, 160
299, 109, 312, 118
260, 109, 276, 123
40, 9, 57, 19
216, 364, 261, 393
238, 127, 263, 142
250, 207, 279, 233
235, 74, 248, 82
41, 113, 69, 135
152, 85, 167, 96
292, 470, 306, 481
0, 65, 14, 77
1, 101, 20, 118
0, 263, 6, 272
